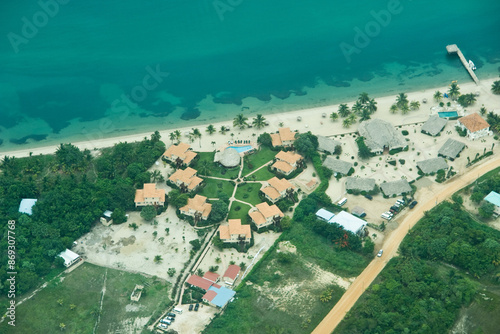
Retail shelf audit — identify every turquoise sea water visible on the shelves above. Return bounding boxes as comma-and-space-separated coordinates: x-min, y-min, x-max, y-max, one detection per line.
0, 0, 499, 151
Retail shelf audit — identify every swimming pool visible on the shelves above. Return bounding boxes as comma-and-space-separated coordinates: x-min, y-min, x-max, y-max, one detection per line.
227, 145, 253, 153
438, 111, 458, 118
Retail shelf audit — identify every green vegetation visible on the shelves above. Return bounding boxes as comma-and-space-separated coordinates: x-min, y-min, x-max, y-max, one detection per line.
241, 146, 276, 176
233, 113, 249, 129
457, 93, 477, 107
0, 263, 171, 334
356, 137, 374, 159
247, 165, 276, 181
0, 133, 164, 296
486, 111, 500, 134
191, 151, 240, 179
234, 182, 263, 206
198, 178, 235, 199
294, 131, 319, 159
336, 201, 500, 333
228, 202, 252, 221
491, 79, 500, 95
469, 168, 500, 204
140, 205, 157, 221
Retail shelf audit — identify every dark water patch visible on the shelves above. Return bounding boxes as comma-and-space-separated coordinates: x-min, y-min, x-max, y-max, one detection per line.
18, 81, 107, 133
180, 107, 201, 120
269, 90, 292, 100
0, 139, 3, 146
9, 134, 48, 145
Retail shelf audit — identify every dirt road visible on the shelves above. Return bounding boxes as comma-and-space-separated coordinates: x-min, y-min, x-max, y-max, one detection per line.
312, 157, 500, 334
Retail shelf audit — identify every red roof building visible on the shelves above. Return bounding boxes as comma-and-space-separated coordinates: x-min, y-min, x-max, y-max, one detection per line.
223, 265, 241, 285
186, 275, 213, 291
203, 271, 220, 283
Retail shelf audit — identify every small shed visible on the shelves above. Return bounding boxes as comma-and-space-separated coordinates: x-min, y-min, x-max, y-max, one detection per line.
421, 115, 447, 136
416, 157, 449, 174
323, 157, 353, 176
58, 249, 81, 267
438, 139, 465, 161
351, 206, 366, 218
316, 208, 335, 222
380, 179, 412, 197
18, 198, 37, 215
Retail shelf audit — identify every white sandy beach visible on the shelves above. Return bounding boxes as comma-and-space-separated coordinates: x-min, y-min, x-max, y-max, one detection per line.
1, 78, 499, 160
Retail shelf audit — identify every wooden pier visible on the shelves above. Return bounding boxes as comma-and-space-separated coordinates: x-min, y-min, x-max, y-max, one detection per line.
446, 44, 479, 84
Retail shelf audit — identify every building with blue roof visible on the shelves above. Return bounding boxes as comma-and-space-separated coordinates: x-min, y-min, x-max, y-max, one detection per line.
484, 191, 500, 215
18, 199, 37, 215
202, 285, 236, 308
316, 208, 335, 222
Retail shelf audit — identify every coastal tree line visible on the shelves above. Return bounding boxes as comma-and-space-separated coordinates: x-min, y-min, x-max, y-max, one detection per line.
0, 132, 165, 299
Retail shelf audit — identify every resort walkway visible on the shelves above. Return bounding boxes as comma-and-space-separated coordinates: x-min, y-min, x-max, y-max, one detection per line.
312, 156, 500, 334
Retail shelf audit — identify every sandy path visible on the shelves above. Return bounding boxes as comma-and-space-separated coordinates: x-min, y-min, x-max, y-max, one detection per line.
312, 156, 500, 334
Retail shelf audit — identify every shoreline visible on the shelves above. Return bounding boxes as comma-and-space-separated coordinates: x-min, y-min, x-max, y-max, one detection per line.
2, 77, 499, 160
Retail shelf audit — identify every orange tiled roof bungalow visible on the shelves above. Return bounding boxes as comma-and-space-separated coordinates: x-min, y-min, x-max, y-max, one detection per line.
261, 176, 295, 203
271, 151, 303, 176
163, 142, 197, 166
249, 202, 284, 229
168, 167, 203, 192
134, 183, 165, 207
219, 219, 251, 243
180, 195, 212, 220
270, 127, 297, 147
456, 113, 491, 140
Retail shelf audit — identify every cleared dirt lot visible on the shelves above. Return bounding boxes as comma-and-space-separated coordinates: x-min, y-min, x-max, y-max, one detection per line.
75, 205, 203, 282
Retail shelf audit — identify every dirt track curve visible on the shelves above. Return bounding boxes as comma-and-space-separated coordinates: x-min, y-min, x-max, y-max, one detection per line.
312, 157, 500, 334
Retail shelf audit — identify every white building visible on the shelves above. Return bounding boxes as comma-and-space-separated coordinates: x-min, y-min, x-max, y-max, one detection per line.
58, 249, 81, 267
456, 113, 491, 140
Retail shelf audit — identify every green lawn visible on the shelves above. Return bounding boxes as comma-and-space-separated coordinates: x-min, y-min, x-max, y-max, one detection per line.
234, 182, 263, 206
198, 178, 235, 199
0, 263, 171, 334
204, 233, 346, 334
241, 146, 276, 177
228, 202, 252, 221
245, 165, 276, 181
192, 151, 240, 179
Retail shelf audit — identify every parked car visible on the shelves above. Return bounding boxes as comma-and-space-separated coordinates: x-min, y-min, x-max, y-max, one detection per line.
167, 312, 176, 317
166, 316, 175, 321
160, 318, 171, 325
377, 249, 383, 257
188, 304, 194, 311
409, 200, 418, 209
194, 303, 199, 311
364, 194, 373, 200
158, 323, 168, 330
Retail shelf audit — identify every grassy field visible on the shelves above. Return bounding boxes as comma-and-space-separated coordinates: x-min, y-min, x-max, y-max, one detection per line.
234, 182, 263, 206
227, 202, 252, 221
241, 146, 276, 177
198, 177, 235, 199
245, 165, 276, 181
0, 263, 171, 334
203, 234, 346, 334
192, 151, 240, 179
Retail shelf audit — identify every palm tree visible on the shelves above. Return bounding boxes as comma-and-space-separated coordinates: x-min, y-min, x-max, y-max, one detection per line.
359, 107, 371, 122
410, 101, 420, 110
434, 91, 442, 102
480, 106, 487, 115
338, 104, 350, 117
154, 255, 163, 264
198, 160, 212, 176
396, 93, 408, 109
491, 80, 500, 95
464, 93, 476, 106
342, 118, 351, 128
233, 113, 248, 129
59, 323, 66, 331
348, 113, 357, 123
169, 132, 176, 143
150, 170, 162, 182
219, 125, 228, 135
174, 130, 181, 142
330, 112, 339, 122
252, 114, 266, 129
367, 98, 377, 114
191, 128, 202, 147
206, 124, 216, 135
358, 92, 370, 104
448, 82, 460, 100
352, 101, 363, 115
400, 103, 410, 115
390, 104, 398, 114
